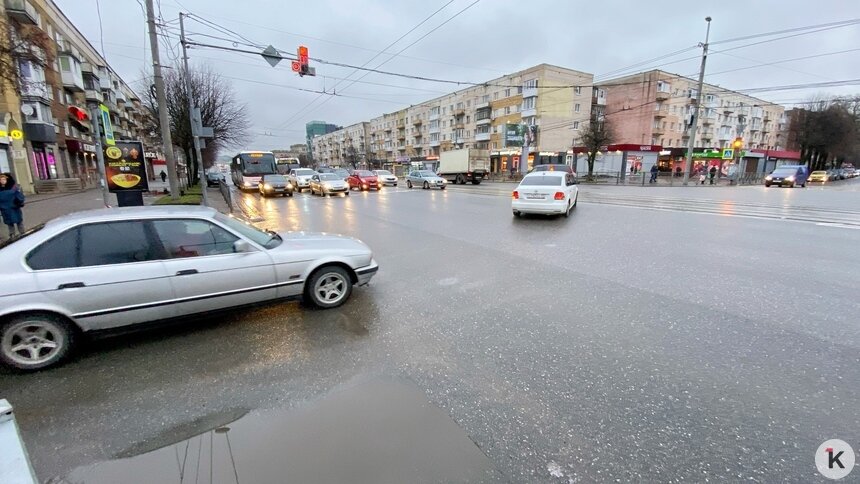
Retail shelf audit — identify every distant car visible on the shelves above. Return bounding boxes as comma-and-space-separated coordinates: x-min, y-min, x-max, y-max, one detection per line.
765, 165, 808, 188
405, 170, 446, 190
347, 170, 380, 191
846, 167, 857, 178
288, 168, 317, 192
258, 174, 293, 197
0, 206, 378, 371
205, 171, 225, 187
530, 164, 575, 174
309, 173, 350, 196
512, 171, 578, 218
836, 168, 846, 180
826, 169, 838, 181
373, 169, 398, 186
808, 171, 828, 183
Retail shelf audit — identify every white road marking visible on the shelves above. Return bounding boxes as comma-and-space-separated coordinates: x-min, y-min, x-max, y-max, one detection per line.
816, 223, 860, 230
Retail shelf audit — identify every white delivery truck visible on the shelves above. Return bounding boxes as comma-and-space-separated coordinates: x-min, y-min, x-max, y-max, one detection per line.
438, 149, 489, 185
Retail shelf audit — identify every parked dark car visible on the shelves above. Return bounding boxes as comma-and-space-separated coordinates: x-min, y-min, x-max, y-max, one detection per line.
765, 165, 808, 188
205, 170, 225, 187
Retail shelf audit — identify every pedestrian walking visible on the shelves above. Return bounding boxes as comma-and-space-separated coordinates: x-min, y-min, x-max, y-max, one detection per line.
708, 165, 717, 185
160, 171, 167, 183
699, 172, 706, 185
649, 164, 659, 184
0, 173, 25, 238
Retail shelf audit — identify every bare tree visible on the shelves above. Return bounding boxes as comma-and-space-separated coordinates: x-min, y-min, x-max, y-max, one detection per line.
141, 64, 248, 185
578, 118, 615, 180
0, 15, 55, 94
788, 98, 857, 170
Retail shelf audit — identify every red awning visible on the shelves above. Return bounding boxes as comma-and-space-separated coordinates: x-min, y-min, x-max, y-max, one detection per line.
750, 149, 800, 160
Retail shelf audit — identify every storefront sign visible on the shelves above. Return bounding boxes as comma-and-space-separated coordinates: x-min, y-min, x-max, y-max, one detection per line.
105, 140, 148, 192
9, 129, 23, 140
692, 150, 721, 159
99, 104, 115, 146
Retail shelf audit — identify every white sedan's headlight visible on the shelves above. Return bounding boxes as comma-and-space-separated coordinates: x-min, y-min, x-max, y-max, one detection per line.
440, 179, 447, 184
263, 183, 272, 190
786, 176, 795, 182
765, 175, 772, 181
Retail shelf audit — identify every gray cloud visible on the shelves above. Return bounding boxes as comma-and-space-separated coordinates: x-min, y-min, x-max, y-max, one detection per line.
58, 0, 860, 151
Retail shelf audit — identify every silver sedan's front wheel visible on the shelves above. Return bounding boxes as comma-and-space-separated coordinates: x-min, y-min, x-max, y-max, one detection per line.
1, 314, 75, 371
306, 266, 353, 308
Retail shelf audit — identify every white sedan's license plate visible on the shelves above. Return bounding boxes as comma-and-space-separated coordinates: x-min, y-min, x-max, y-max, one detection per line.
526, 194, 544, 199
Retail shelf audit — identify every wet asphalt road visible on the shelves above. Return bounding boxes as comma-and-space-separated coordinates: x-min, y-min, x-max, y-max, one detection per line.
2, 181, 860, 482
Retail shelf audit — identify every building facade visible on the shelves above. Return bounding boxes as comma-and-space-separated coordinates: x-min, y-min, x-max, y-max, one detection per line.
311, 121, 369, 167
311, 64, 595, 173
599, 70, 787, 151
1, 0, 148, 193
305, 120, 339, 162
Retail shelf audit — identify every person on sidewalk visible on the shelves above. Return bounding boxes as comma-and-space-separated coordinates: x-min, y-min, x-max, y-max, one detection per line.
708, 165, 717, 185
160, 171, 167, 183
0, 173, 25, 238
649, 164, 659, 184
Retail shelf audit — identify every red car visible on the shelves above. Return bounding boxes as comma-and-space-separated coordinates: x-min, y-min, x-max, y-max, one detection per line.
347, 170, 381, 191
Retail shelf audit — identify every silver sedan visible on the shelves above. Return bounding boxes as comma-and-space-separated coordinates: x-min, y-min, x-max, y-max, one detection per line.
0, 206, 378, 371
405, 170, 447, 190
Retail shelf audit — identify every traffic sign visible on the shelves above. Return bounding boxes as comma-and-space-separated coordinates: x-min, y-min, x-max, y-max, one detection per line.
260, 45, 282, 68
722, 148, 734, 160
291, 60, 300, 72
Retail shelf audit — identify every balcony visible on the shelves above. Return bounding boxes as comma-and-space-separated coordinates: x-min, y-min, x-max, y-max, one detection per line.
593, 94, 606, 106
655, 90, 670, 101
384, 126, 392, 132
454, 108, 465, 117
428, 112, 440, 121
398, 133, 406, 140
652, 127, 665, 136
6, 0, 38, 24
475, 132, 491, 141
61, 71, 84, 92
20, 81, 50, 103
523, 86, 538, 98
653, 106, 669, 118
521, 107, 536, 118
429, 139, 440, 147
429, 125, 440, 134
454, 122, 464, 130
475, 116, 491, 126
476, 101, 490, 109
84, 88, 103, 103
413, 118, 422, 126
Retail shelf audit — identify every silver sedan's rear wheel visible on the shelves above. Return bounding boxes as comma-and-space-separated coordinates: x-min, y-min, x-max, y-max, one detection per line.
306, 266, 353, 308
1, 314, 75, 371
407, 180, 413, 189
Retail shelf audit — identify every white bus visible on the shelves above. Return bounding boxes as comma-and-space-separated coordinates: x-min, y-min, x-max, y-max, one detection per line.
276, 156, 301, 175
231, 151, 277, 190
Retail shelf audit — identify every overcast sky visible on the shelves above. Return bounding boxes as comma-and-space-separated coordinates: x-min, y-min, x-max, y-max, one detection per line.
57, 0, 860, 150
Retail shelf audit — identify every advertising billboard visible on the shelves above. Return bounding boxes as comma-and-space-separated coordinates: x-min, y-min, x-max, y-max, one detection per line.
104, 140, 149, 192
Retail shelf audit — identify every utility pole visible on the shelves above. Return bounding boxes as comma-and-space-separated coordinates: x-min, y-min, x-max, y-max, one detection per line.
179, 13, 208, 206
89, 105, 111, 206
682, 16, 712, 186
145, 0, 180, 199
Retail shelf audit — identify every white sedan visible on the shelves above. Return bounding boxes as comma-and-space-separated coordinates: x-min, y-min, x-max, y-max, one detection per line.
373, 169, 398, 186
512, 171, 578, 218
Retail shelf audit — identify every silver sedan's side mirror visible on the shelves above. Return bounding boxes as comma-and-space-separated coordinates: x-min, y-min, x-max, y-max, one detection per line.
233, 240, 252, 253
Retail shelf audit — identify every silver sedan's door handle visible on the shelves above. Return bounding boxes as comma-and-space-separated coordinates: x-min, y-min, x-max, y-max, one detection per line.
57, 282, 85, 289
175, 269, 199, 276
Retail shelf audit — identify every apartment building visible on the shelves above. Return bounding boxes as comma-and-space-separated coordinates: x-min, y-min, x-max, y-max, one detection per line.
1, 0, 149, 193
599, 69, 786, 151
312, 64, 595, 172
311, 121, 369, 166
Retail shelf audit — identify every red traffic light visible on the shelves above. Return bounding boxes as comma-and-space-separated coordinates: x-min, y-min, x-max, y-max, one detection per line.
298, 45, 309, 65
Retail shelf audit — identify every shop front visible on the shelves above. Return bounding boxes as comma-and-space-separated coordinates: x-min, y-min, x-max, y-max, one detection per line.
65, 139, 98, 186
23, 122, 58, 181
491, 149, 535, 174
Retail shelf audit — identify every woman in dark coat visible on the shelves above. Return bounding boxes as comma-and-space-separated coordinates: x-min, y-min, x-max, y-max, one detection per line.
0, 173, 25, 237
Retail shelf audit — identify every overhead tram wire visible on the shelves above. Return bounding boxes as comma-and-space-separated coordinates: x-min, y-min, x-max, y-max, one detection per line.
709, 18, 860, 46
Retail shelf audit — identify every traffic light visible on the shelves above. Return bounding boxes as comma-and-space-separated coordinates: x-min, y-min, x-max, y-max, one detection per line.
732, 137, 744, 150
298, 45, 309, 76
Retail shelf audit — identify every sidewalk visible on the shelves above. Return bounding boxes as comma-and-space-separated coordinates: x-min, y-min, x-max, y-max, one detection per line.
21, 185, 232, 229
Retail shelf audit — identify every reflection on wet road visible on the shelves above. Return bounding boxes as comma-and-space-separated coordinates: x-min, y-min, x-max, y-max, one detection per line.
2, 183, 859, 482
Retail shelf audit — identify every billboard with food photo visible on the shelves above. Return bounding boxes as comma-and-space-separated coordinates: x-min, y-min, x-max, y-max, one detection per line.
104, 140, 149, 192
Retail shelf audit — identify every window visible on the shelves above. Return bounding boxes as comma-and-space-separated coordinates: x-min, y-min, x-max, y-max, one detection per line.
466, 100, 470, 107
572, 121, 580, 130
574, 86, 582, 95
523, 78, 538, 90
26, 228, 80, 270
59, 56, 71, 72
18, 60, 31, 78
574, 103, 580, 113
79, 222, 159, 266
493, 92, 499, 100
517, 86, 522, 94
522, 97, 536, 110
154, 220, 239, 259
466, 115, 470, 123
63, 122, 69, 136
505, 88, 511, 97
504, 106, 510, 115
